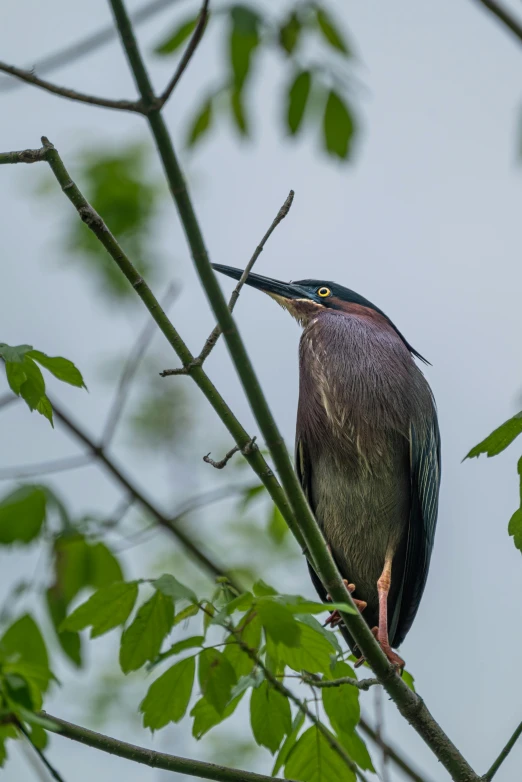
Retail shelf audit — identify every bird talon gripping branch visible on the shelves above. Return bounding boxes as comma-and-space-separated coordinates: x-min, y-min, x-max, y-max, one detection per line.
213, 264, 441, 664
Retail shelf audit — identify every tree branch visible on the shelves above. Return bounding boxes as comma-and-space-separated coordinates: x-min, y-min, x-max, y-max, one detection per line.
203, 438, 256, 469
161, 189, 295, 376
106, 3, 481, 779
482, 720, 522, 781
0, 453, 92, 481
39, 712, 294, 782
0, 137, 305, 560
300, 673, 379, 691
0, 60, 144, 113
472, 0, 522, 43
0, 0, 181, 94
157, 0, 209, 108
17, 720, 67, 782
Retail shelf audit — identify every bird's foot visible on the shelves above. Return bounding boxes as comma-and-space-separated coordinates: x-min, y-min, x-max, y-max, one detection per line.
370, 626, 405, 671
324, 580, 366, 627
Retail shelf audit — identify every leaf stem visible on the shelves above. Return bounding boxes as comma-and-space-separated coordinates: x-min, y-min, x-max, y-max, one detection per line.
482, 720, 522, 781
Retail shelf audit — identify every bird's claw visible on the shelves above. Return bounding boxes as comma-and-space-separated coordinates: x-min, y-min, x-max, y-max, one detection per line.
324, 580, 366, 627
370, 626, 405, 672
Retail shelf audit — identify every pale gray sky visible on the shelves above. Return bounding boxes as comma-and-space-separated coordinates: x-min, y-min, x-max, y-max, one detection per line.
1, 1, 522, 780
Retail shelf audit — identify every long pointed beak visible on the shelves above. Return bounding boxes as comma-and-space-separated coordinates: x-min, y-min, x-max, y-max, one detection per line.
212, 263, 308, 300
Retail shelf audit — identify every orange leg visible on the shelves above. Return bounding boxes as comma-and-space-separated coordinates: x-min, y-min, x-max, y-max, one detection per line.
325, 580, 367, 627
372, 554, 405, 670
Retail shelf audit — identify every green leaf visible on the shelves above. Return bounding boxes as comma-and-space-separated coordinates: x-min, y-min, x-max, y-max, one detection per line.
223, 611, 262, 678
198, 648, 237, 714
61, 581, 139, 638
225, 592, 253, 615
229, 5, 261, 88
508, 508, 522, 551
46, 587, 82, 667
154, 573, 198, 604
29, 724, 48, 750
275, 620, 334, 673
322, 662, 360, 734
1, 615, 49, 672
285, 725, 356, 782
164, 636, 205, 656
253, 579, 277, 597
323, 91, 356, 160
315, 8, 350, 55
239, 483, 265, 509
4, 673, 33, 710
120, 590, 174, 673
267, 504, 289, 543
466, 413, 522, 458
280, 595, 355, 616
28, 350, 85, 388
230, 87, 248, 135
278, 11, 301, 55
191, 693, 243, 739
402, 668, 416, 692
88, 541, 124, 587
0, 343, 33, 362
229, 668, 264, 700
154, 15, 198, 55
340, 731, 375, 772
256, 598, 301, 647
250, 680, 291, 754
186, 98, 213, 147
36, 396, 53, 424
140, 656, 195, 730
174, 603, 199, 626
0, 724, 18, 768
272, 712, 305, 776
0, 486, 46, 545
296, 613, 342, 653
287, 70, 311, 136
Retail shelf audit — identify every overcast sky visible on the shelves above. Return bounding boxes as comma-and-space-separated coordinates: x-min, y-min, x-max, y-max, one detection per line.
1, 1, 522, 780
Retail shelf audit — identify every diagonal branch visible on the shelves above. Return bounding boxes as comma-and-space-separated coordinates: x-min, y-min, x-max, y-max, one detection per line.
358, 717, 432, 782
0, 453, 92, 481
161, 189, 295, 376
482, 719, 522, 781
39, 712, 295, 782
157, 0, 209, 108
0, 60, 145, 113
0, 0, 181, 94
472, 0, 522, 43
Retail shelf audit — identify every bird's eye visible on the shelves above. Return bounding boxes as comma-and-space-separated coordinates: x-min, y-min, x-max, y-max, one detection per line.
317, 286, 331, 298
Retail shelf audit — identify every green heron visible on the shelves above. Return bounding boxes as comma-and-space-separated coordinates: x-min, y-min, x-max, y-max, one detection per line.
213, 264, 441, 668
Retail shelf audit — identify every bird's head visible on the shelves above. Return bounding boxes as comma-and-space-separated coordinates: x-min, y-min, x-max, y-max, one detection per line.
212, 263, 428, 364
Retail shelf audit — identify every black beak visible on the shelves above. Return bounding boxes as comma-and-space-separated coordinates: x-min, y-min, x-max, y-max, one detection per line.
212, 264, 308, 300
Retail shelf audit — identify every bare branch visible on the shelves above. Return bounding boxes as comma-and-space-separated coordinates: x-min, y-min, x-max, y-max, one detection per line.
482, 719, 522, 781
0, 60, 145, 113
472, 0, 522, 43
101, 281, 178, 447
39, 712, 294, 782
300, 673, 379, 691
157, 0, 209, 108
17, 721, 66, 782
0, 0, 181, 95
203, 437, 257, 469
359, 718, 433, 782
162, 190, 295, 374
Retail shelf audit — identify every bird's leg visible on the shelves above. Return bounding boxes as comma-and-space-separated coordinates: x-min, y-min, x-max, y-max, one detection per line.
372, 554, 405, 671
325, 580, 367, 627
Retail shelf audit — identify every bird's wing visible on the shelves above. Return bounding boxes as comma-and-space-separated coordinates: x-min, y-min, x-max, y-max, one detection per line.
393, 411, 441, 647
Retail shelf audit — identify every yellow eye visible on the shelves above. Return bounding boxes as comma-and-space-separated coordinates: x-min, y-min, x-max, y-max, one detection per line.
317, 286, 331, 298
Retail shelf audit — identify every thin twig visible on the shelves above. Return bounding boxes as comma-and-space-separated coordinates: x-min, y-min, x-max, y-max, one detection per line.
473, 0, 522, 43
157, 0, 210, 107
0, 60, 144, 113
375, 685, 390, 782
203, 437, 257, 469
300, 673, 379, 691
17, 721, 66, 782
39, 712, 294, 782
482, 720, 522, 781
101, 281, 178, 447
0, 453, 92, 481
0, 0, 181, 94
162, 190, 295, 375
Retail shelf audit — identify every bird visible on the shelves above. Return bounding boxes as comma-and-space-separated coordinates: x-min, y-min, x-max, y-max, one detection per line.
212, 263, 441, 668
